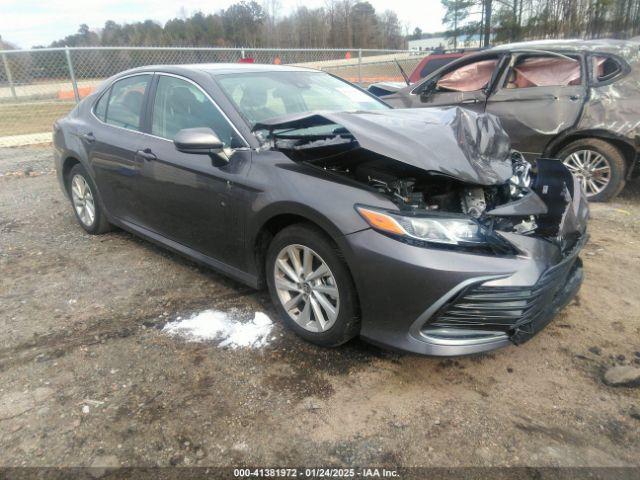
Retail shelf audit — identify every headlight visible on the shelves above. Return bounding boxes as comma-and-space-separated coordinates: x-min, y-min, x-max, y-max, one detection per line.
356, 205, 486, 245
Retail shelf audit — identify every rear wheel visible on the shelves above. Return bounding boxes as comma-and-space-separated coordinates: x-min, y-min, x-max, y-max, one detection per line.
558, 138, 626, 202
266, 224, 360, 347
67, 163, 112, 234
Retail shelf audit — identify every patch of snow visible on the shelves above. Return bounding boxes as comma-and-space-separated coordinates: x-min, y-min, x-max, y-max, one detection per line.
162, 310, 274, 349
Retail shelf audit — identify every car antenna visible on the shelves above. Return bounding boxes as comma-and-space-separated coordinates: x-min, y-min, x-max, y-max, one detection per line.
395, 59, 410, 85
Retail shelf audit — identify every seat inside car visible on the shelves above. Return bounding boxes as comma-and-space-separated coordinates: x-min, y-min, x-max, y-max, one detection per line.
122, 90, 144, 116
239, 87, 277, 123
161, 86, 205, 138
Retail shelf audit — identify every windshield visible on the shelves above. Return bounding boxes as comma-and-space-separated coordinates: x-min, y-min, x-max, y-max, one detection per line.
216, 71, 389, 127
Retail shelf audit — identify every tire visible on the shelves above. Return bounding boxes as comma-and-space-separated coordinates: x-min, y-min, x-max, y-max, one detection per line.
557, 138, 626, 202
67, 163, 112, 234
265, 223, 360, 347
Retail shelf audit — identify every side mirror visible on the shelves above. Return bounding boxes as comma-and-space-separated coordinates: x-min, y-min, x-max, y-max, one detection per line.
174, 128, 224, 155
419, 82, 436, 101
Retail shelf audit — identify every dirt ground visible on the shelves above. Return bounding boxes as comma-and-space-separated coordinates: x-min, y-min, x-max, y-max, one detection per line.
0, 144, 639, 469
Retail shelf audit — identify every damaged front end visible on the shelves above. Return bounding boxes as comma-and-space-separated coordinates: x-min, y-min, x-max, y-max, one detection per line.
255, 107, 587, 256
255, 107, 589, 352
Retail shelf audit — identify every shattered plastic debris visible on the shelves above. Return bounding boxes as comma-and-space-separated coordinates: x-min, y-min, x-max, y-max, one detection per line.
162, 310, 274, 349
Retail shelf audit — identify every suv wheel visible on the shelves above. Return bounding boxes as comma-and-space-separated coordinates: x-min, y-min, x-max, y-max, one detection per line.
67, 163, 112, 234
266, 224, 360, 347
558, 138, 626, 202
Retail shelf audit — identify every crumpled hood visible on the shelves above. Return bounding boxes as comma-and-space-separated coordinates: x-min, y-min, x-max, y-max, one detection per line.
253, 107, 513, 185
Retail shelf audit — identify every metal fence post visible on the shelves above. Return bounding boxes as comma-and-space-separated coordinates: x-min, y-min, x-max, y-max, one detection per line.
358, 49, 362, 84
241, 48, 245, 60
64, 47, 80, 103
1, 52, 17, 100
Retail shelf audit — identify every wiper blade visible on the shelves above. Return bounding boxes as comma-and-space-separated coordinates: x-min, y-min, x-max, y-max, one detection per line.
395, 59, 410, 85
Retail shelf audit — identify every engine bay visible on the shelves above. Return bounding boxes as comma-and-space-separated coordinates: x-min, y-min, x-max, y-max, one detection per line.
267, 124, 584, 254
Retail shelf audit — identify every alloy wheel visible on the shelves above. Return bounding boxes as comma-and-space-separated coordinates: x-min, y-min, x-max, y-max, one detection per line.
70, 174, 96, 227
273, 244, 340, 333
563, 149, 611, 197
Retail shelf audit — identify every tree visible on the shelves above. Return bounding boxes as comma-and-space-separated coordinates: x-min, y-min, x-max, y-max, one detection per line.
441, 0, 475, 49
351, 2, 379, 48
380, 10, 404, 49
50, 23, 100, 47
36, 0, 640, 53
410, 27, 423, 40
222, 1, 266, 46
0, 36, 18, 50
483, 0, 492, 47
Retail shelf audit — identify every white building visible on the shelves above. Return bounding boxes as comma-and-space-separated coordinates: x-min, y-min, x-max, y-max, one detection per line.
408, 34, 491, 52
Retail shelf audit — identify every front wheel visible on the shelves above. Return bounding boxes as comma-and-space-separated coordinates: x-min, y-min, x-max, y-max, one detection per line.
265, 224, 360, 347
558, 138, 626, 202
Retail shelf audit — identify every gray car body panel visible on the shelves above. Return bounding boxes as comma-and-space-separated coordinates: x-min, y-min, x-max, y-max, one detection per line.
53, 63, 588, 356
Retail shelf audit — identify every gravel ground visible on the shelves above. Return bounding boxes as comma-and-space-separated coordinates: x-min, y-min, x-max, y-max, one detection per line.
0, 145, 639, 469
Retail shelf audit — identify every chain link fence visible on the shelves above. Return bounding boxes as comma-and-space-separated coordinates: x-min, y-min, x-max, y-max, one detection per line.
0, 47, 421, 139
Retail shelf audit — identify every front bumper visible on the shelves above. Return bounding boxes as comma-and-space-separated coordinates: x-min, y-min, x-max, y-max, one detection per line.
344, 228, 584, 355
343, 179, 588, 356
421, 250, 584, 351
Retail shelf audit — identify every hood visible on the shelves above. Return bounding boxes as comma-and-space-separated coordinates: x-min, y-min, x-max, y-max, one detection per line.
253, 107, 513, 186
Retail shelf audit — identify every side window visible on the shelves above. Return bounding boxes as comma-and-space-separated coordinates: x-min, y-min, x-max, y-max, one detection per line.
105, 75, 150, 131
504, 56, 581, 89
151, 75, 242, 147
436, 59, 498, 92
94, 91, 109, 121
591, 55, 623, 83
420, 57, 456, 79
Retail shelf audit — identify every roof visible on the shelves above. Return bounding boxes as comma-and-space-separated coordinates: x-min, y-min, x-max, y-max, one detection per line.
122, 62, 318, 77
190, 63, 317, 75
491, 39, 640, 58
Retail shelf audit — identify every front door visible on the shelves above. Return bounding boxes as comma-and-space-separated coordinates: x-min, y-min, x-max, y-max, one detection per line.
131, 74, 252, 270
388, 55, 503, 114
486, 53, 587, 160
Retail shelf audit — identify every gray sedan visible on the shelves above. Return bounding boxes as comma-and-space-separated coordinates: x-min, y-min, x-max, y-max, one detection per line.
53, 63, 588, 355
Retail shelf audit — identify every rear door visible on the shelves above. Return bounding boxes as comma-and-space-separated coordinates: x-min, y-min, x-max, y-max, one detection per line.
485, 52, 587, 160
85, 74, 152, 221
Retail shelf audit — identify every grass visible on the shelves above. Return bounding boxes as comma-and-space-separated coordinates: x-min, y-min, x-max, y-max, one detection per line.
0, 101, 76, 137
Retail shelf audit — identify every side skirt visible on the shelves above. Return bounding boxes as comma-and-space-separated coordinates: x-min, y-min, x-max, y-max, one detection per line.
109, 217, 260, 289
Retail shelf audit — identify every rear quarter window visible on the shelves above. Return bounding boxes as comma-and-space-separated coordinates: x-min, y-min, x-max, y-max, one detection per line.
93, 91, 109, 121
591, 55, 625, 84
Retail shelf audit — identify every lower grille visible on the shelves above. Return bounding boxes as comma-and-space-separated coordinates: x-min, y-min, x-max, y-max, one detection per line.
425, 255, 580, 336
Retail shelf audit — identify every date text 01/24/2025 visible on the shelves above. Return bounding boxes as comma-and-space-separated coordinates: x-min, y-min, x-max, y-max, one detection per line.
233, 468, 400, 478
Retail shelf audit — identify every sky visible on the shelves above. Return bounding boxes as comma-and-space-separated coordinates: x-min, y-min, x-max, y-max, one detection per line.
1, 0, 447, 49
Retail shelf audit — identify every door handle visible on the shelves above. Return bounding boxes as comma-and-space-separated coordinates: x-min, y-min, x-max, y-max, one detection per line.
81, 132, 95, 143
569, 94, 580, 101
460, 98, 479, 104
135, 148, 157, 161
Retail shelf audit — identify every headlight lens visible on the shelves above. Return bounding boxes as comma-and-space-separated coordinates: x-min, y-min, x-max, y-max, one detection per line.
356, 206, 486, 245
